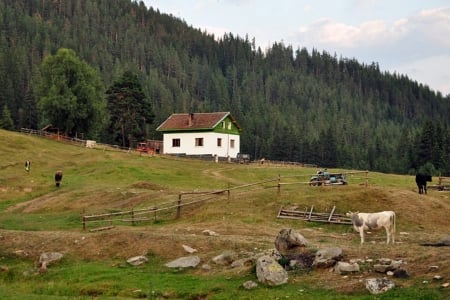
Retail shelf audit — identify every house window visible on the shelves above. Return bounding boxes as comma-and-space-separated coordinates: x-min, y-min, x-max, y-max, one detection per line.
172, 138, 180, 147
222, 121, 226, 129
227, 122, 232, 130
217, 138, 222, 147
230, 139, 235, 148
195, 138, 204, 147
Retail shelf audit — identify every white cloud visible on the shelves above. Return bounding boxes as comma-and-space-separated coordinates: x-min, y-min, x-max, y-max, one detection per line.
296, 17, 410, 49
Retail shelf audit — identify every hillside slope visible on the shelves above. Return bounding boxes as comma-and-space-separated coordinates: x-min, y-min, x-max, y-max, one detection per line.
0, 129, 449, 297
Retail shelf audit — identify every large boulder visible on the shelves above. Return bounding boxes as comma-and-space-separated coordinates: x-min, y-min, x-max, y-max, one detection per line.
256, 255, 288, 286
274, 229, 308, 257
312, 247, 343, 268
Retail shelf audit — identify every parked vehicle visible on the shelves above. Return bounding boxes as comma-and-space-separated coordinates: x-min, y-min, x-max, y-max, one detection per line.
236, 153, 251, 164
137, 142, 150, 153
310, 169, 347, 186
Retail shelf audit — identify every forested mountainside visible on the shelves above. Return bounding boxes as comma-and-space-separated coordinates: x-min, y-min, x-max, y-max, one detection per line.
0, 0, 449, 175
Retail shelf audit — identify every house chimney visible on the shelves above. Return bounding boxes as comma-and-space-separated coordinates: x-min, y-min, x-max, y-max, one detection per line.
188, 113, 194, 126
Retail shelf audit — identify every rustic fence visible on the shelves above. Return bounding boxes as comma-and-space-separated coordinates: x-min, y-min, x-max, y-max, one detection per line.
81, 173, 369, 231
21, 128, 135, 153
429, 176, 450, 191
277, 205, 353, 225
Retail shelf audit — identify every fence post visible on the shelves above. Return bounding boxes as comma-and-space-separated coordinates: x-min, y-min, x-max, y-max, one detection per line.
82, 208, 86, 230
176, 194, 182, 218
365, 171, 368, 187
227, 183, 230, 200
277, 174, 281, 194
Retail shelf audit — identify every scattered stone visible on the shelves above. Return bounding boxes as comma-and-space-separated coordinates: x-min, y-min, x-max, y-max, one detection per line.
433, 275, 443, 280
441, 282, 449, 288
374, 264, 394, 273
274, 229, 308, 256
365, 278, 395, 294
39, 252, 64, 272
212, 251, 237, 266
182, 244, 197, 254
429, 265, 439, 271
127, 255, 148, 266
201, 264, 211, 271
334, 261, 360, 275
312, 247, 343, 268
378, 258, 392, 264
243, 280, 258, 290
202, 229, 219, 236
256, 255, 288, 286
165, 256, 200, 268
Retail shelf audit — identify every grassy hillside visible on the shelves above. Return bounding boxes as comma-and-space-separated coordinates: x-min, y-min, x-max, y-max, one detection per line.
0, 129, 449, 299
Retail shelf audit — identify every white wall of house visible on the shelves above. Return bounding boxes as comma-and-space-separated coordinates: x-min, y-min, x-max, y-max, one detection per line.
162, 132, 240, 158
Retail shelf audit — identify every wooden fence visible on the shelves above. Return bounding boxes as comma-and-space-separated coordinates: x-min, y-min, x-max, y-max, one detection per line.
81, 173, 369, 231
429, 176, 450, 191
277, 205, 352, 225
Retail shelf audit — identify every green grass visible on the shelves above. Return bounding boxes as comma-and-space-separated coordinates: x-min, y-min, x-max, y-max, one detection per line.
0, 129, 449, 299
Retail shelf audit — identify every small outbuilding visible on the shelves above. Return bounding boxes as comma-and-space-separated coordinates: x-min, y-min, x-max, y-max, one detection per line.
156, 112, 241, 159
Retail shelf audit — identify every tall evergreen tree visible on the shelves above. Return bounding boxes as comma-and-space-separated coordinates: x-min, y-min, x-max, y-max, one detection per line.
106, 70, 154, 147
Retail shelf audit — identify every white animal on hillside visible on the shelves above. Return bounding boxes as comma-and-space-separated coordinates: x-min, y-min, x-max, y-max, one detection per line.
346, 211, 396, 244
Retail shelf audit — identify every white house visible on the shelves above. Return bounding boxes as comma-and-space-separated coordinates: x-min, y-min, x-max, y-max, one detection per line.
156, 112, 241, 158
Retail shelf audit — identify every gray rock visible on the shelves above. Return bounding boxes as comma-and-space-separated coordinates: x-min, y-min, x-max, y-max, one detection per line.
165, 256, 200, 268
365, 278, 395, 294
182, 244, 197, 254
243, 280, 258, 290
275, 229, 308, 256
202, 229, 219, 236
127, 255, 148, 266
313, 247, 343, 268
212, 251, 237, 266
39, 252, 63, 272
256, 255, 288, 286
374, 264, 394, 273
334, 261, 360, 274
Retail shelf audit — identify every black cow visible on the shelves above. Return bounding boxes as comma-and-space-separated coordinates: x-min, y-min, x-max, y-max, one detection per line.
416, 173, 432, 194
55, 170, 63, 187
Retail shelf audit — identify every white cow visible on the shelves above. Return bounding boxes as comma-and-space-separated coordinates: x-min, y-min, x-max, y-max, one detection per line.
346, 211, 396, 244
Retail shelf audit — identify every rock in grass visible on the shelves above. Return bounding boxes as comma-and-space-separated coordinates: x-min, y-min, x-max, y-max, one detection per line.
165, 256, 200, 268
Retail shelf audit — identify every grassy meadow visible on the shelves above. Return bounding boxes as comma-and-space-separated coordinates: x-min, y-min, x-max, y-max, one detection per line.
0, 129, 449, 299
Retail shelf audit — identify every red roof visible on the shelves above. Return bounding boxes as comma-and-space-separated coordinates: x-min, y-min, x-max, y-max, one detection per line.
156, 112, 240, 131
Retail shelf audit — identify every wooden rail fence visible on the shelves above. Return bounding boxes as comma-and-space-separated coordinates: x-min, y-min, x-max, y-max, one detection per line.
81, 173, 368, 230
277, 205, 353, 225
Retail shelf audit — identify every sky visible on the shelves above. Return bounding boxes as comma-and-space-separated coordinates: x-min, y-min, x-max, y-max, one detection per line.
143, 0, 450, 96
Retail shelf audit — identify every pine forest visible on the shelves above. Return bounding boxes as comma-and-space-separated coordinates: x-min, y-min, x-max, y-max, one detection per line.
0, 0, 449, 175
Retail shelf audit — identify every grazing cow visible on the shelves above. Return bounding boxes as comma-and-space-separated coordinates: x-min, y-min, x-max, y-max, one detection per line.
415, 173, 432, 194
346, 211, 396, 244
54, 170, 63, 187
